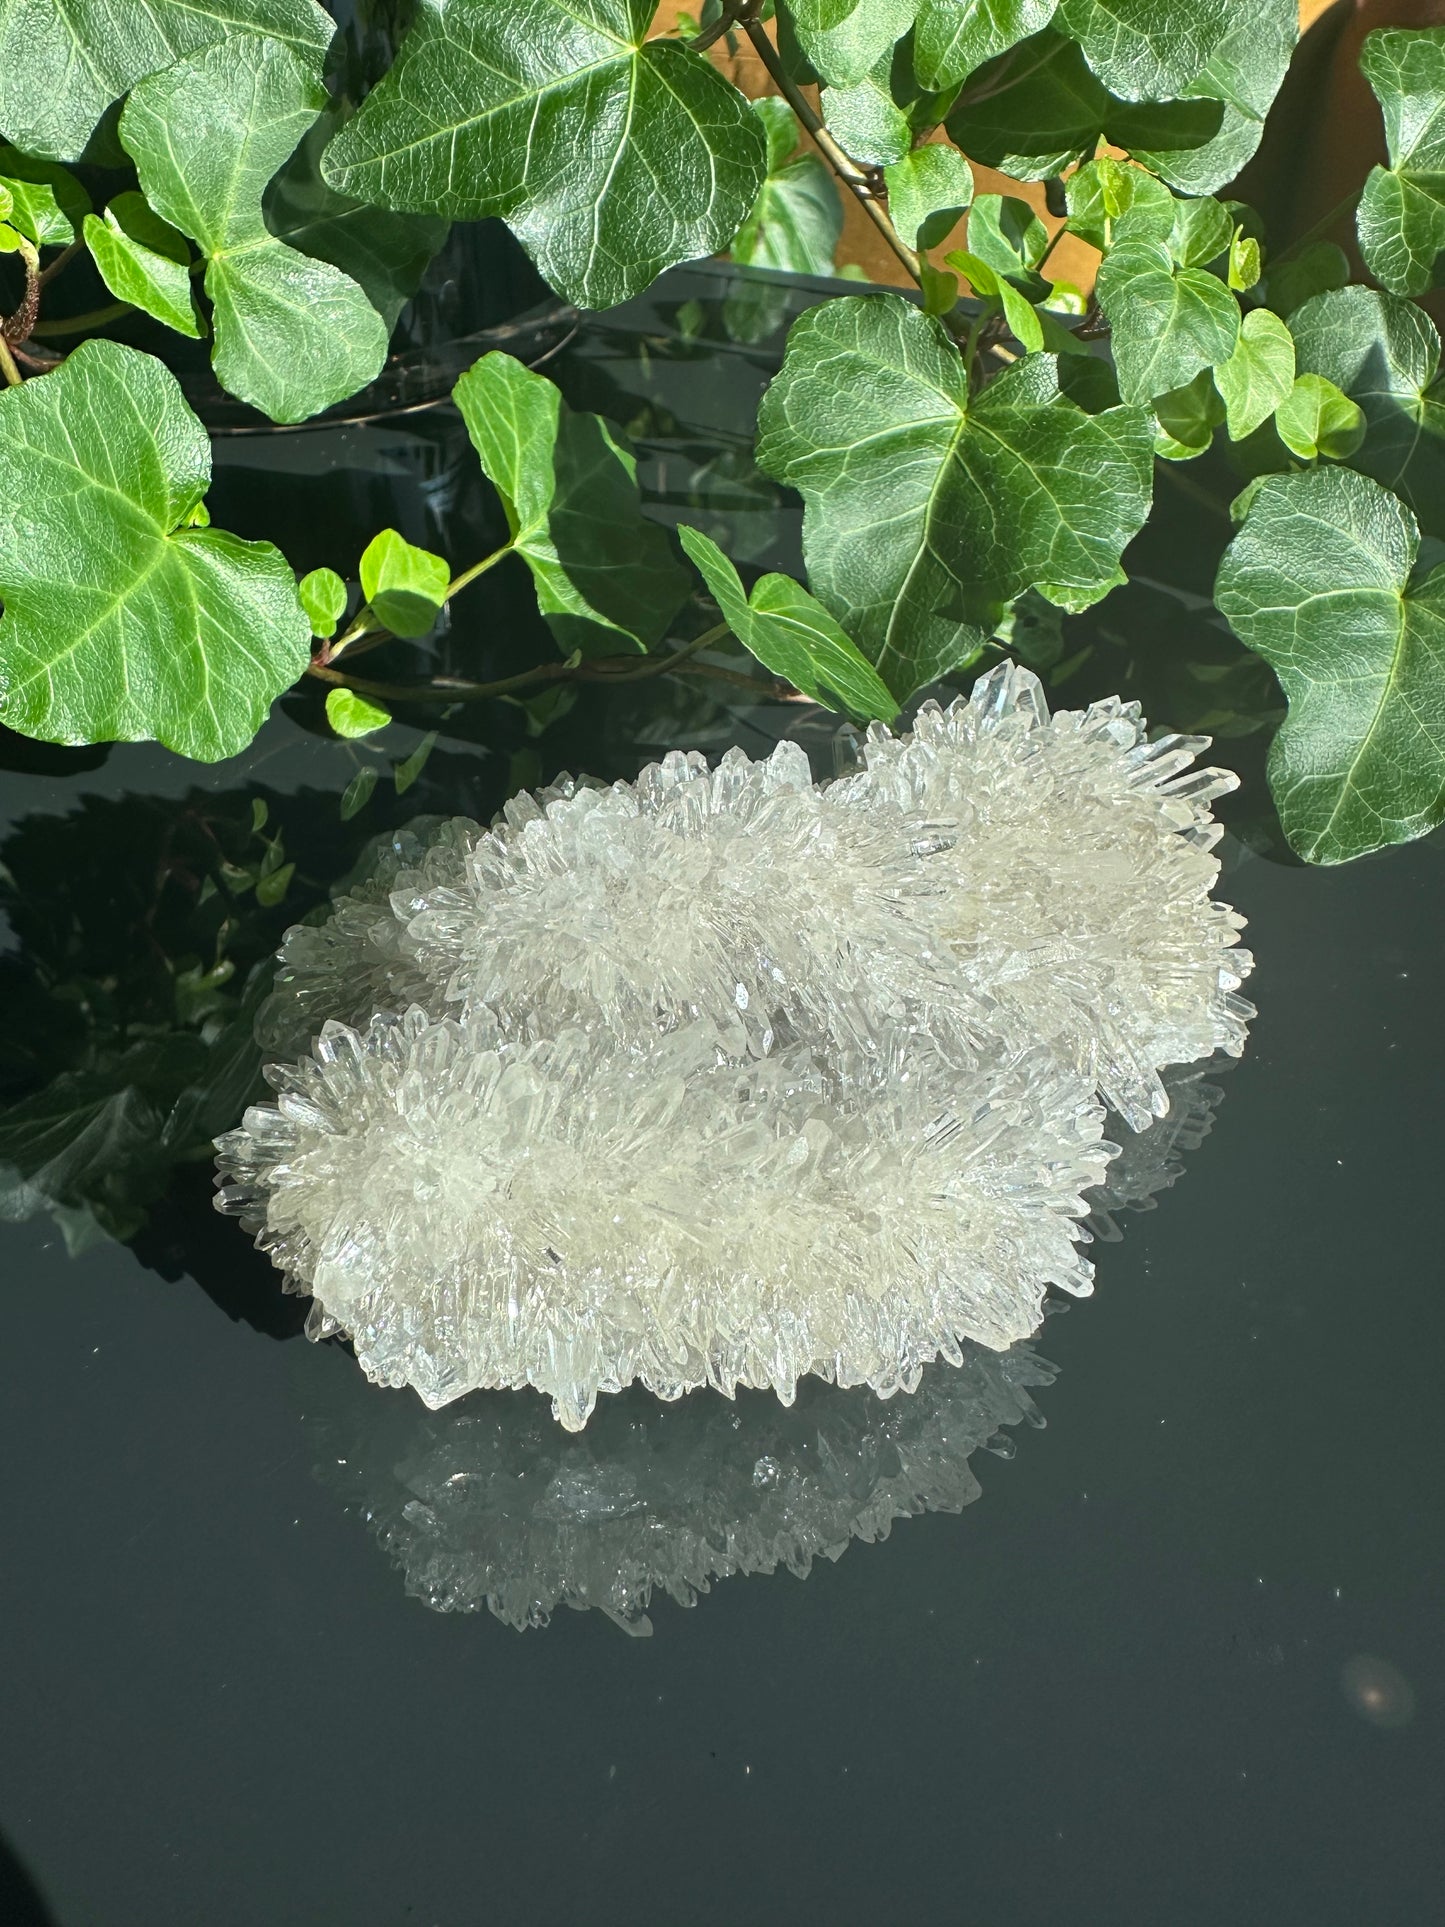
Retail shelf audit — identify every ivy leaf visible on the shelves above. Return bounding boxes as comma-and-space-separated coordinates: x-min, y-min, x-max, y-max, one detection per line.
1152, 365, 1224, 460
1356, 26, 1445, 297
454, 351, 688, 658
1095, 236, 1239, 405
1290, 286, 1445, 534
678, 525, 900, 721
120, 36, 388, 424
263, 111, 450, 331
756, 293, 1152, 697
1264, 240, 1349, 317
1064, 156, 1174, 250
0, 148, 90, 246
299, 567, 347, 640
727, 102, 843, 343
1212, 306, 1295, 441
884, 143, 975, 248
1055, 0, 1232, 104
1167, 194, 1233, 268
1215, 466, 1445, 863
0, 341, 310, 760
948, 27, 1221, 180
0, 0, 333, 161
1273, 374, 1365, 463
359, 530, 450, 639
822, 61, 914, 165
967, 192, 1048, 278
1125, 0, 1297, 196
321, 0, 767, 311
913, 0, 1059, 92
784, 0, 921, 87
325, 688, 392, 739
83, 192, 200, 337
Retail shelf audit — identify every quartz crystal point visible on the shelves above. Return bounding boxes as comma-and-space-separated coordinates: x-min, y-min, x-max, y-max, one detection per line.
219, 664, 1252, 1427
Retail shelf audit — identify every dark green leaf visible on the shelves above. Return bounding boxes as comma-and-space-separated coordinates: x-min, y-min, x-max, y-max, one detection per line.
0, 0, 333, 160
1123, 0, 1296, 195
0, 148, 90, 245
784, 0, 921, 87
0, 341, 310, 759
121, 36, 389, 424
1356, 26, 1445, 296
913, 0, 1059, 92
1216, 465, 1445, 862
678, 524, 900, 720
884, 143, 975, 248
1290, 285, 1445, 534
454, 351, 689, 658
359, 529, 450, 639
340, 766, 379, 820
1274, 373, 1365, 462
1212, 305, 1295, 440
83, 192, 199, 337
393, 730, 437, 795
755, 293, 1153, 696
1264, 239, 1349, 317
299, 566, 347, 639
1152, 365, 1224, 460
264, 110, 450, 331
1095, 236, 1239, 404
325, 687, 391, 739
1056, 0, 1232, 103
321, 0, 767, 310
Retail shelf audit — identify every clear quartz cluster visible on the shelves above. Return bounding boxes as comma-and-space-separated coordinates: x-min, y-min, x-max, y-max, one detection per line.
216, 664, 1253, 1428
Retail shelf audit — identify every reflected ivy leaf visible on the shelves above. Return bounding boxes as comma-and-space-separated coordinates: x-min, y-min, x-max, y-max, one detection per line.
1290, 286, 1445, 535
0, 341, 310, 759
1124, 0, 1296, 196
120, 35, 388, 424
678, 524, 900, 721
785, 0, 921, 87
883, 143, 974, 249
756, 293, 1152, 697
321, 0, 767, 310
1095, 236, 1238, 405
913, 0, 1059, 92
1213, 306, 1295, 441
0, 147, 90, 245
1056, 0, 1231, 104
454, 352, 689, 658
1216, 466, 1445, 863
83, 192, 200, 337
1357, 26, 1445, 296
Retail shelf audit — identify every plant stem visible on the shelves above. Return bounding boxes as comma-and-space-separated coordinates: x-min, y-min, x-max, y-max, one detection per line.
36, 240, 83, 286
310, 624, 733, 706
686, 1, 744, 53
1, 236, 41, 349
326, 542, 515, 663
0, 335, 21, 386
738, 14, 922, 287
30, 299, 135, 337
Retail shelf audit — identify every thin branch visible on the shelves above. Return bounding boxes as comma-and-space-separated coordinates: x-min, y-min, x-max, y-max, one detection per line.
685, 1, 745, 54
738, 14, 922, 288
0, 335, 21, 386
325, 542, 515, 663
36, 239, 83, 287
30, 299, 135, 337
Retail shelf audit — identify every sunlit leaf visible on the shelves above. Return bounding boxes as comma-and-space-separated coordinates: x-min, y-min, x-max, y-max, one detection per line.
325, 688, 392, 739
359, 530, 449, 639
83, 192, 199, 337
1274, 374, 1365, 463
1055, 0, 1232, 104
883, 143, 975, 249
913, 0, 1059, 92
1095, 236, 1239, 405
1212, 306, 1295, 441
784, 0, 921, 87
1356, 26, 1445, 296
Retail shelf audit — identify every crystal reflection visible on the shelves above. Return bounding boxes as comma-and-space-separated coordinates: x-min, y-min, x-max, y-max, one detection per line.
311, 1061, 1230, 1632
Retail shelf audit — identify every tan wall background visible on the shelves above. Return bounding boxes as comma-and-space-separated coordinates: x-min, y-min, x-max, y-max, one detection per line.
653, 3, 1390, 290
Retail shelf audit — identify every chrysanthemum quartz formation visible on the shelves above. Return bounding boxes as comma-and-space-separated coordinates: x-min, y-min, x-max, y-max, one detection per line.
216, 666, 1253, 1428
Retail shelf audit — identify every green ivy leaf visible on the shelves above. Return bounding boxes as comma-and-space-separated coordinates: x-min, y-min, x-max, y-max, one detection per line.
1124, 0, 1296, 196
325, 687, 392, 739
756, 293, 1152, 696
732, 100, 843, 274
1290, 286, 1445, 533
454, 351, 689, 658
784, 0, 921, 87
914, 0, 1059, 92
1264, 240, 1349, 317
321, 0, 767, 311
120, 36, 388, 424
1227, 227, 1261, 291
1167, 194, 1233, 268
83, 192, 199, 337
884, 143, 975, 248
0, 341, 310, 760
678, 525, 901, 721
1216, 466, 1445, 863
948, 27, 1222, 180
1357, 26, 1445, 297
1064, 156, 1173, 250
1211, 306, 1295, 441
0, 0, 333, 161
1273, 374, 1366, 463
1095, 236, 1238, 405
263, 111, 451, 331
1152, 365, 1224, 460
822, 60, 914, 165
1055, 0, 1231, 103
967, 192, 1048, 278
359, 530, 450, 639
0, 149, 90, 246
299, 566, 347, 640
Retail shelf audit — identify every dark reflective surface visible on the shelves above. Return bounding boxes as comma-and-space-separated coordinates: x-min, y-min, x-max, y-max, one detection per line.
1, 266, 1442, 1925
